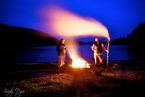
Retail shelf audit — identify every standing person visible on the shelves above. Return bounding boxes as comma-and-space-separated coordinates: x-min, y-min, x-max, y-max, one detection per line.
91, 38, 108, 65
56, 39, 66, 68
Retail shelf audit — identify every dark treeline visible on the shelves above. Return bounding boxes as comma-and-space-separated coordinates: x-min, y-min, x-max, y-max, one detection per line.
1, 22, 145, 63
111, 22, 145, 60
127, 23, 145, 60
0, 24, 58, 64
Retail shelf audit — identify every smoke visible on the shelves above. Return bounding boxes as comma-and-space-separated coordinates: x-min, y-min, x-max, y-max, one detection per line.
42, 6, 110, 41
41, 6, 110, 68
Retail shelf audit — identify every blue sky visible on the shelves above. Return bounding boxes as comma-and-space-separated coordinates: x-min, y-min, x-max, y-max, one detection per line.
0, 0, 145, 41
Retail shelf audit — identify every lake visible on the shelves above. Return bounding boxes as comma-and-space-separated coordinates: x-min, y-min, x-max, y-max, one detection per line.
16, 45, 131, 64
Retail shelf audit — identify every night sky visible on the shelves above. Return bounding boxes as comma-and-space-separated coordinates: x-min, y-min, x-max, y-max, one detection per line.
0, 0, 145, 41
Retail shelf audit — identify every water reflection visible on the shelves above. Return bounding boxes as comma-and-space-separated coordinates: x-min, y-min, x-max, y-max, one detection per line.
16, 45, 130, 63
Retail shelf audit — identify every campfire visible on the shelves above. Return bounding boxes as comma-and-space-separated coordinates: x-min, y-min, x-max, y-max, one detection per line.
67, 57, 90, 69
42, 6, 110, 69
65, 41, 92, 69
71, 59, 90, 68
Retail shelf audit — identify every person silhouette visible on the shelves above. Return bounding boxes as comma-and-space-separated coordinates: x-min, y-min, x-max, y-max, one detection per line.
91, 38, 108, 65
56, 39, 66, 68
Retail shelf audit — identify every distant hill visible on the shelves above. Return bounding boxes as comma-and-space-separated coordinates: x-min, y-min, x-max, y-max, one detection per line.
0, 24, 58, 63
127, 23, 145, 60
0, 24, 58, 46
110, 23, 145, 60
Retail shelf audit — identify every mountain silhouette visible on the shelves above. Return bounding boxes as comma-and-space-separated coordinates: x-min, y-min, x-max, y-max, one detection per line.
127, 23, 145, 60
0, 24, 57, 46
110, 23, 145, 60
0, 24, 58, 63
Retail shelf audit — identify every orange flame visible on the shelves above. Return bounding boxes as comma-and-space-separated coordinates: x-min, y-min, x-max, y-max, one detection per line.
41, 7, 110, 68
66, 41, 90, 68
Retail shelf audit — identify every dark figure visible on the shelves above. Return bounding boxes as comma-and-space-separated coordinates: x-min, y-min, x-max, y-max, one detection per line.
56, 39, 66, 68
91, 38, 108, 65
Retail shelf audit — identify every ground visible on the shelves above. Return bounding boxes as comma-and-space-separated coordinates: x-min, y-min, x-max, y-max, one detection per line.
0, 62, 145, 97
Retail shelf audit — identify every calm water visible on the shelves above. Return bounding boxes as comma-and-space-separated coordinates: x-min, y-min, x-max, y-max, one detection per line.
16, 45, 131, 63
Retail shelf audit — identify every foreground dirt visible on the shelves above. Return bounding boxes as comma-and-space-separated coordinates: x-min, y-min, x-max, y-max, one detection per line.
0, 64, 145, 97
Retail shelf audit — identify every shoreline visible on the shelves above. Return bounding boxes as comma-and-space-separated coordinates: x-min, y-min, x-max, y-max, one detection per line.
0, 60, 145, 97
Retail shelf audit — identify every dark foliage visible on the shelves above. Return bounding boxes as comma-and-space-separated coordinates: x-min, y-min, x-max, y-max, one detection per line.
127, 23, 145, 60
0, 24, 58, 64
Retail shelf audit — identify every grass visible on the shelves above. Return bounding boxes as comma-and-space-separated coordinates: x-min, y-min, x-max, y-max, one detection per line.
1, 63, 145, 97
